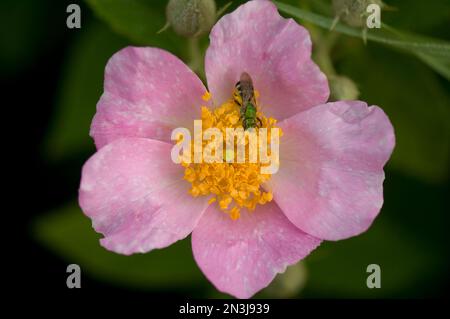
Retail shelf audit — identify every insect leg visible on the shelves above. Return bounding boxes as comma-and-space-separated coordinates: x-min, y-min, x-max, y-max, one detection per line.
243, 118, 249, 130
256, 117, 263, 128
233, 93, 242, 107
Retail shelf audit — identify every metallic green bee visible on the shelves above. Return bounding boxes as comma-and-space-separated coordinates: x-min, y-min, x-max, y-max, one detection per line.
233, 72, 263, 130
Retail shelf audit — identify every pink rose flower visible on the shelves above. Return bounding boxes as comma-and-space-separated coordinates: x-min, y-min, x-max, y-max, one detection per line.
79, 0, 395, 298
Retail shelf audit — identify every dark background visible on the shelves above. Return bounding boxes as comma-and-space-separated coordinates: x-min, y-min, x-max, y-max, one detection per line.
4, 0, 449, 299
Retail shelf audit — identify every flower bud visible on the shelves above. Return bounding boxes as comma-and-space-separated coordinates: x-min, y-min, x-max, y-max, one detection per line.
329, 75, 360, 101
332, 0, 383, 27
263, 262, 307, 298
166, 0, 216, 38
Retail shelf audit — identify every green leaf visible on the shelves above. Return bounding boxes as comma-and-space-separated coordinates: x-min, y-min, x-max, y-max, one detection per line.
274, 1, 450, 80
32, 203, 206, 290
381, 23, 450, 80
44, 22, 126, 160
85, 0, 186, 56
338, 42, 449, 182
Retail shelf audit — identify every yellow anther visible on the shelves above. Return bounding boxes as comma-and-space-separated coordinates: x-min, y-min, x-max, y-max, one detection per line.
202, 91, 212, 101
181, 96, 279, 220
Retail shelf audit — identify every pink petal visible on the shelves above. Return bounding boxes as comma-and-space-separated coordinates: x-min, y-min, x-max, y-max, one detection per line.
79, 138, 209, 255
205, 0, 329, 120
191, 202, 321, 299
91, 47, 208, 149
269, 101, 395, 241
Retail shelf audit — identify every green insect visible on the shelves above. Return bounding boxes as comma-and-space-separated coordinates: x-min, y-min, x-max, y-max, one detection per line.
233, 72, 263, 130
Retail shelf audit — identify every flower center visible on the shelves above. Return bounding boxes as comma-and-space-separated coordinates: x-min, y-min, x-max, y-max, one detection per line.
181, 91, 281, 220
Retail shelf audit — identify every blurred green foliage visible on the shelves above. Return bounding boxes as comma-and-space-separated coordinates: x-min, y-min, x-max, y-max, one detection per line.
29, 0, 450, 298
275, 1, 450, 79
32, 169, 448, 297
304, 170, 448, 297
45, 22, 126, 160
339, 41, 449, 182
0, 0, 59, 75
382, 0, 450, 36
86, 0, 187, 53
33, 203, 207, 293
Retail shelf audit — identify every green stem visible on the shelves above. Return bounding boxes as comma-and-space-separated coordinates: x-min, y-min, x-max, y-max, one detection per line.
314, 31, 339, 77
298, 1, 338, 78
188, 38, 204, 78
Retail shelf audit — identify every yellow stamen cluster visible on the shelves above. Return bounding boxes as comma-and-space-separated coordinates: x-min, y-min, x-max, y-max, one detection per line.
182, 94, 280, 220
